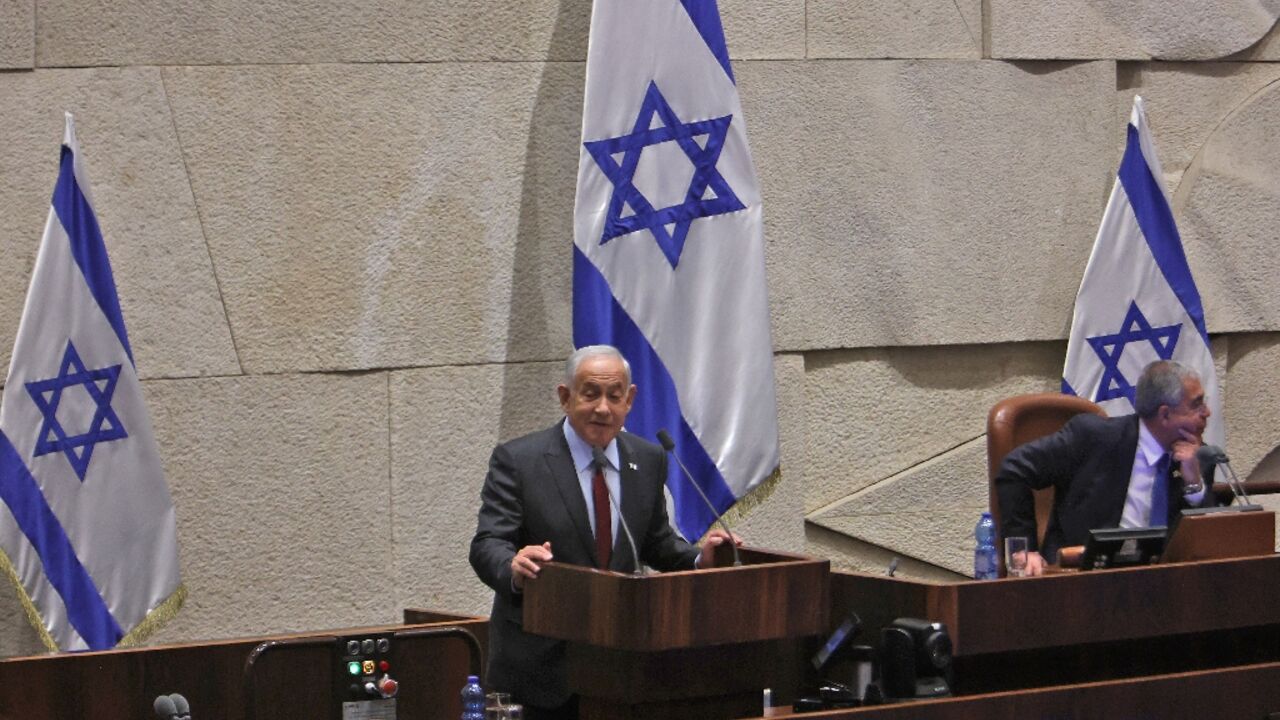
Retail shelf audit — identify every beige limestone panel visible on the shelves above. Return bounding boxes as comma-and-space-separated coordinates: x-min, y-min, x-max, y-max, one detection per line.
391, 362, 565, 616
38, 0, 799, 66
138, 373, 395, 644
804, 342, 1064, 514
990, 1, 1280, 60
805, 524, 965, 582
1230, 19, 1280, 60
0, 0, 33, 68
735, 353, 805, 552
1174, 79, 1280, 335
1225, 333, 1280, 480
740, 60, 1115, 352
720, 0, 806, 59
0, 68, 238, 382
808, 0, 982, 59
809, 437, 988, 576
38, 0, 591, 66
162, 62, 582, 374
1118, 62, 1280, 189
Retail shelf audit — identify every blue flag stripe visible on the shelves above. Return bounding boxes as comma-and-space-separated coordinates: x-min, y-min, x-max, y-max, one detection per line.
1116, 125, 1210, 345
0, 431, 123, 649
572, 247, 735, 539
679, 0, 734, 84
51, 146, 135, 366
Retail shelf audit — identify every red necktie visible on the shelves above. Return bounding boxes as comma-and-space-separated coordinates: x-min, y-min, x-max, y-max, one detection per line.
593, 464, 612, 569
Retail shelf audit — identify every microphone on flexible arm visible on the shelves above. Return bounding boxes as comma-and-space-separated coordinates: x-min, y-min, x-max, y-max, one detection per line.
153, 693, 191, 720
655, 429, 741, 567
591, 446, 644, 575
1196, 444, 1252, 506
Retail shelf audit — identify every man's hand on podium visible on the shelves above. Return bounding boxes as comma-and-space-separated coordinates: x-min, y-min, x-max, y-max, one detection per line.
512, 542, 553, 589
695, 529, 743, 569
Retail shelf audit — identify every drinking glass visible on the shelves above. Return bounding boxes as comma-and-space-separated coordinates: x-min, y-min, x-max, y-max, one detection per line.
1005, 536, 1029, 577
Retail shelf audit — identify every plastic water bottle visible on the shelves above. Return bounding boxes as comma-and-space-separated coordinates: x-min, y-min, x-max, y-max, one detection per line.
460, 675, 484, 720
974, 512, 998, 580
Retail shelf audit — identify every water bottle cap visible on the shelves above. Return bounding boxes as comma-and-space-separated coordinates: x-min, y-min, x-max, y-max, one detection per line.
467, 675, 479, 683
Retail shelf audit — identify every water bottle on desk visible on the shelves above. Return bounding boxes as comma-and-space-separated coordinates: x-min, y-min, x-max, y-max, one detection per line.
460, 675, 485, 720
974, 512, 998, 580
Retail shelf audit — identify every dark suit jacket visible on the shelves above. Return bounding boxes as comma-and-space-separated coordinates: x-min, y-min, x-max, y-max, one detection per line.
468, 421, 699, 707
995, 413, 1214, 561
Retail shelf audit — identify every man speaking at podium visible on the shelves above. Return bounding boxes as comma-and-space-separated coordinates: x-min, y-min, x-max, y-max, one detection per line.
996, 360, 1217, 576
470, 345, 734, 720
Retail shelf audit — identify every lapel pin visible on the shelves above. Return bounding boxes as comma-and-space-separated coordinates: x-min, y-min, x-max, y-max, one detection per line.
628, 462, 638, 471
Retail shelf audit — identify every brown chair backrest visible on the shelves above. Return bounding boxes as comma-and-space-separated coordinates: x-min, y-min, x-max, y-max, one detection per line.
986, 392, 1106, 550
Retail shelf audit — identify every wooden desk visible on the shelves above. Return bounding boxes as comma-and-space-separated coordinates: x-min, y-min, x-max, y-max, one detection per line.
0, 613, 485, 719
830, 554, 1280, 694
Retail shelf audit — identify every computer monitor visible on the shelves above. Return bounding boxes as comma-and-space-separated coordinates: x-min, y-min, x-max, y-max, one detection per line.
1080, 526, 1166, 570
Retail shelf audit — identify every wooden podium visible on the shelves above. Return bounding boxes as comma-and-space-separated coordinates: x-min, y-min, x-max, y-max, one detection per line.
523, 546, 829, 720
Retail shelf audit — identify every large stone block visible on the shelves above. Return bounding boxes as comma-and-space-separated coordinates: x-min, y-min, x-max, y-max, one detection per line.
720, 0, 806, 59
38, 0, 590, 66
390, 361, 565, 616
1118, 62, 1280, 189
0, 0, 33, 68
1225, 333, 1280, 479
739, 59, 1115, 352
0, 68, 238, 382
37, 0, 798, 67
808, 0, 982, 59
735, 353, 805, 552
809, 437, 988, 576
805, 524, 964, 581
990, 1, 1280, 61
1174, 79, 1280, 334
139, 373, 395, 644
803, 341, 1064, 514
161, 62, 583, 373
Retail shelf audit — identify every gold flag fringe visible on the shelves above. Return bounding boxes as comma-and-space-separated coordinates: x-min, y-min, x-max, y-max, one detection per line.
698, 465, 783, 543
119, 583, 187, 648
0, 546, 59, 652
0, 544, 186, 652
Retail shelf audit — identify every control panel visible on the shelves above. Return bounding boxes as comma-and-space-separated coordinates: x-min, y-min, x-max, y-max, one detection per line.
335, 633, 399, 720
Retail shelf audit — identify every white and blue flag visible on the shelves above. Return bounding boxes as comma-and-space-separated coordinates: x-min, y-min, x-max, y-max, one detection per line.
1063, 96, 1223, 445
0, 114, 184, 651
572, 0, 781, 540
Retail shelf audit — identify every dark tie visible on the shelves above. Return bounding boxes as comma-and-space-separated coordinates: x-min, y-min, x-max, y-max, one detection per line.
592, 462, 612, 569
1150, 453, 1171, 527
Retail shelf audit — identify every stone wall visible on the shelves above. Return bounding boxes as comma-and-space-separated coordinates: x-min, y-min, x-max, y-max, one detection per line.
1, 0, 1278, 655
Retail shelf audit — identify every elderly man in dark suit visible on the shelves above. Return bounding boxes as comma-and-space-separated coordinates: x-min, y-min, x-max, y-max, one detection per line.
996, 360, 1217, 576
469, 345, 736, 720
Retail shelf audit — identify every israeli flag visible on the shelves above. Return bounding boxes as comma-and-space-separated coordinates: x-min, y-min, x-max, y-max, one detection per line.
0, 114, 184, 651
572, 0, 781, 540
1062, 96, 1223, 446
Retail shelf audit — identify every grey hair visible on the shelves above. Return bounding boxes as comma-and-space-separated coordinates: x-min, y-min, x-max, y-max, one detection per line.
1134, 360, 1198, 418
565, 345, 631, 386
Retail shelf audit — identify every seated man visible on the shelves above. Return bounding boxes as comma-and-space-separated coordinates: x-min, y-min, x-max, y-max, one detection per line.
996, 360, 1216, 576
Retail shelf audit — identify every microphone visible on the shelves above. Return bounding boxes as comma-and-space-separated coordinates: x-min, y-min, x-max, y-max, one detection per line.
591, 446, 643, 575
171, 694, 191, 720
1196, 444, 1252, 506
655, 429, 741, 567
153, 696, 177, 720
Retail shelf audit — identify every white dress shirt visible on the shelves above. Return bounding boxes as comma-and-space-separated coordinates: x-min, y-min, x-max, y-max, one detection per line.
562, 419, 621, 546
1121, 419, 1206, 528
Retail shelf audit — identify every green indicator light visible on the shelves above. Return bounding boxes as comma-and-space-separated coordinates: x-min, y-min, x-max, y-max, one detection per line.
347, 661, 361, 675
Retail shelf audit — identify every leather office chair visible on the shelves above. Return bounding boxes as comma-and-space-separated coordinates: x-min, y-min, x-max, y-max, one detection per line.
986, 392, 1107, 557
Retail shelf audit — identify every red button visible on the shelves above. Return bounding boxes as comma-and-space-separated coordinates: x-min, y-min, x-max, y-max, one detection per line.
379, 660, 390, 672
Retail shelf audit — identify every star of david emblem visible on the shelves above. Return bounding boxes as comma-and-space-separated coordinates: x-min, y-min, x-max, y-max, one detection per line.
583, 81, 745, 268
24, 340, 128, 481
1086, 301, 1181, 405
